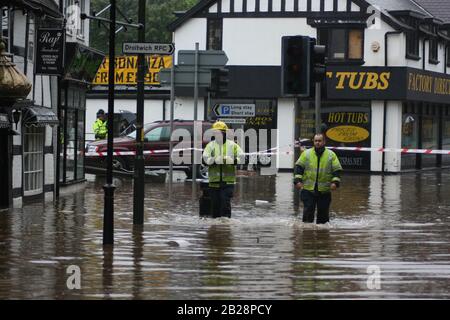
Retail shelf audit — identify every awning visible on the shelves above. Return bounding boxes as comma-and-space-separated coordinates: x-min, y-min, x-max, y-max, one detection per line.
0, 113, 10, 129
22, 106, 59, 127
64, 43, 105, 84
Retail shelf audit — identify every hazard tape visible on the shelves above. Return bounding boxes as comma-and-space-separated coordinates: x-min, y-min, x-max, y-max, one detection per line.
85, 145, 450, 157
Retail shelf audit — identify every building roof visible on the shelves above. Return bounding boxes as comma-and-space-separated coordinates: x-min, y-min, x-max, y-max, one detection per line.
168, 0, 450, 32
0, 0, 63, 18
412, 0, 450, 23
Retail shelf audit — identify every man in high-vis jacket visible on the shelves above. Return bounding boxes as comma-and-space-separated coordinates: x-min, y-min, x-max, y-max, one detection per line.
202, 121, 244, 218
294, 133, 343, 224
93, 109, 107, 140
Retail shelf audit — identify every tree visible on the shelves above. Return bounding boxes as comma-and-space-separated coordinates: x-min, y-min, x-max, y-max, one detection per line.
89, 0, 199, 53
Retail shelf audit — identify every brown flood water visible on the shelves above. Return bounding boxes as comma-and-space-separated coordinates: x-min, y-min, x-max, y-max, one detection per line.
0, 171, 449, 299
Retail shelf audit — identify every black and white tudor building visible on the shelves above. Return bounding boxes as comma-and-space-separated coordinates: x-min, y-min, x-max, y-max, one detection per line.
164, 0, 450, 173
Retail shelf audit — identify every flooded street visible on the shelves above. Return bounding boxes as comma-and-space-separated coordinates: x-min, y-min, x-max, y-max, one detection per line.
0, 171, 449, 299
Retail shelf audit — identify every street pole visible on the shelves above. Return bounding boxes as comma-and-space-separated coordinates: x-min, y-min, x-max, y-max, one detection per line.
169, 52, 175, 191
103, 0, 116, 246
192, 42, 199, 187
133, 0, 146, 225
315, 82, 321, 133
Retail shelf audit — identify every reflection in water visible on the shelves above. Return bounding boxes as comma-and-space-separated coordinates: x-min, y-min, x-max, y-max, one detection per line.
0, 171, 449, 299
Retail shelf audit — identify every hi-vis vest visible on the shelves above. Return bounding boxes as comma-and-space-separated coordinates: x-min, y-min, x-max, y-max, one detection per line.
202, 140, 243, 187
93, 119, 107, 140
295, 148, 343, 193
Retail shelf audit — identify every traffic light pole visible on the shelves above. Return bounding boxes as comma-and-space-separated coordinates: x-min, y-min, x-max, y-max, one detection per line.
315, 82, 322, 133
133, 0, 146, 225
192, 42, 199, 187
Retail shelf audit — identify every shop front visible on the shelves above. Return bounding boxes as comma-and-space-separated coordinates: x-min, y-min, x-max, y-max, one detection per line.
326, 66, 450, 172
59, 42, 103, 186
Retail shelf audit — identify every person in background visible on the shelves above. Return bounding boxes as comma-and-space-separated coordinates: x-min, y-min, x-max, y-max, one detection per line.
93, 109, 107, 140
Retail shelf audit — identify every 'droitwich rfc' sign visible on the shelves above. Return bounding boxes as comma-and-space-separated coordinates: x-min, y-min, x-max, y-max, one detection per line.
35, 28, 64, 75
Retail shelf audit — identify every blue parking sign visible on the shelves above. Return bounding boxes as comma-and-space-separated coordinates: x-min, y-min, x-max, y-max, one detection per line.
221, 105, 231, 115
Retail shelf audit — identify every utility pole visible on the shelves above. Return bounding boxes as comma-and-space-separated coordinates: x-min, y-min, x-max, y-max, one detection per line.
103, 0, 117, 245
81, 1, 143, 246
133, 0, 146, 225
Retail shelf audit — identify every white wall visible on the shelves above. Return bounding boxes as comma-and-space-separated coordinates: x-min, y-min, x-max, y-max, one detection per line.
277, 98, 296, 169
384, 101, 403, 172
223, 18, 316, 66
370, 101, 384, 172
164, 97, 205, 121
45, 154, 54, 185
365, 19, 395, 67
173, 18, 207, 61
12, 156, 22, 189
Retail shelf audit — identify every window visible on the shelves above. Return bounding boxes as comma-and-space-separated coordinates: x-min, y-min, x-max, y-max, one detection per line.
405, 18, 420, 59
447, 46, 450, 67
207, 18, 222, 50
144, 126, 170, 142
429, 33, 438, 64
1, 6, 9, 52
65, 0, 82, 36
77, 0, 85, 38
23, 127, 45, 196
318, 28, 364, 62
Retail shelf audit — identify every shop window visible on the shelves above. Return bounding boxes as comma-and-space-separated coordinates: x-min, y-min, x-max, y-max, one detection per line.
318, 28, 364, 62
443, 106, 450, 166
402, 114, 419, 148
23, 126, 45, 196
65, 110, 77, 181
207, 18, 222, 50
76, 110, 85, 180
422, 113, 439, 168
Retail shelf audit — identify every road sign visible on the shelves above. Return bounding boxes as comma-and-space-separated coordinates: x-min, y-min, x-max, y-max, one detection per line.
219, 118, 247, 125
178, 50, 228, 68
159, 66, 211, 87
123, 42, 175, 55
213, 104, 256, 117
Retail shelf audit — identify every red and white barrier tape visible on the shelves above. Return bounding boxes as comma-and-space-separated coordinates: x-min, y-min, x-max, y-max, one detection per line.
85, 145, 450, 157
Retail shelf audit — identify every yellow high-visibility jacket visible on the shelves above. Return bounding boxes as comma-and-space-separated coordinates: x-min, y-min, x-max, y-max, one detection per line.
93, 119, 107, 140
203, 140, 243, 188
294, 148, 343, 193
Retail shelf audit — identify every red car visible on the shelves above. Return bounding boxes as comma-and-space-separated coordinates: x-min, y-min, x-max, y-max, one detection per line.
85, 120, 215, 179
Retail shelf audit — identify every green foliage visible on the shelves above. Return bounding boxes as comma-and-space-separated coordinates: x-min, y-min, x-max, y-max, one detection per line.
89, 0, 199, 54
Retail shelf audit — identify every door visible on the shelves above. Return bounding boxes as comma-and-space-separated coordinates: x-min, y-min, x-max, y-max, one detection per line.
143, 126, 170, 167
0, 130, 10, 209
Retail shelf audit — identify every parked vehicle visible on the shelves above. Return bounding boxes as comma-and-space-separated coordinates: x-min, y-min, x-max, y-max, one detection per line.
85, 120, 215, 179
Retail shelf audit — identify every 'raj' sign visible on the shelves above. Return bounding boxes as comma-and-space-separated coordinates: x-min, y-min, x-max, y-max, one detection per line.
35, 28, 64, 75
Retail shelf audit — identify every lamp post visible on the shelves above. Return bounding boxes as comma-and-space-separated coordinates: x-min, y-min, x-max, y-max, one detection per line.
133, 0, 146, 226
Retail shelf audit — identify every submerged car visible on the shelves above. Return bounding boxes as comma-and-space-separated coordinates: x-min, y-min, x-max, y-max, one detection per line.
85, 120, 215, 179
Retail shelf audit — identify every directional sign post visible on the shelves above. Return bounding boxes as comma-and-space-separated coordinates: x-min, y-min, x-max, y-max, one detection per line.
178, 50, 228, 68
159, 66, 211, 87
123, 42, 175, 55
213, 104, 256, 118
